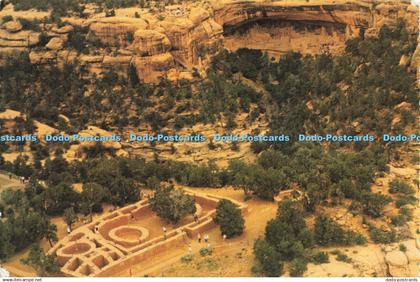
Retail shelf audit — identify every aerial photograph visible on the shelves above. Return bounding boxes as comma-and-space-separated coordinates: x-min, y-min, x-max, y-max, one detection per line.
0, 0, 419, 280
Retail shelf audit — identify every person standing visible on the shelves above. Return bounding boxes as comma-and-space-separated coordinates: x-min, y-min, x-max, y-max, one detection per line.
204, 234, 209, 243
197, 233, 201, 243
163, 226, 167, 239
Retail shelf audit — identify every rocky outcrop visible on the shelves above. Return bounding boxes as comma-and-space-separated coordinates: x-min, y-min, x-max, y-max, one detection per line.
29, 50, 56, 64
46, 37, 64, 50
89, 17, 148, 47
131, 29, 171, 56
215, 0, 418, 57
0, 0, 418, 83
133, 53, 175, 83
384, 240, 420, 277
385, 250, 409, 276
0, 29, 40, 48
306, 239, 420, 277
3, 21, 22, 33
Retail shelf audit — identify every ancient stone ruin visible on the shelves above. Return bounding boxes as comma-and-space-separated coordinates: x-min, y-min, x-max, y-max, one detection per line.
49, 189, 247, 277
0, 0, 418, 83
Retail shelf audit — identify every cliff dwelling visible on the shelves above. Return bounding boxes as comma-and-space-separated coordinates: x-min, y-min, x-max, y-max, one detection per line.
223, 19, 350, 57
0, 0, 417, 83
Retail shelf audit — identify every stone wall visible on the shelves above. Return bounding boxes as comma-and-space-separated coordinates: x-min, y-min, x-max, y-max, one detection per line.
49, 189, 248, 277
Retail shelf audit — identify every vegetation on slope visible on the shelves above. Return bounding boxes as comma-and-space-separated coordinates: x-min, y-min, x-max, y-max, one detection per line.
0, 21, 417, 277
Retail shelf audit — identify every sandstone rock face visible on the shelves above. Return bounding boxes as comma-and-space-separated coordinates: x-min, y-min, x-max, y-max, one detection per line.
0, 0, 417, 83
214, 0, 418, 58
89, 17, 148, 47
0, 30, 40, 48
385, 251, 410, 277
46, 37, 64, 50
131, 29, 171, 56
3, 21, 22, 33
384, 240, 420, 277
29, 50, 56, 64
51, 25, 74, 34
133, 53, 175, 83
305, 239, 420, 277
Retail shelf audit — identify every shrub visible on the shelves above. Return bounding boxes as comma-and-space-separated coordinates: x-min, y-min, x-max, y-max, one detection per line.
391, 215, 407, 226
311, 252, 329, 265
2, 15, 13, 23
336, 252, 352, 263
314, 214, 366, 246
199, 247, 212, 257
369, 226, 397, 244
38, 32, 49, 46
399, 244, 407, 252
181, 254, 193, 263
289, 258, 308, 277
360, 192, 392, 218
17, 18, 41, 31
388, 179, 415, 195
126, 31, 134, 43
395, 195, 417, 208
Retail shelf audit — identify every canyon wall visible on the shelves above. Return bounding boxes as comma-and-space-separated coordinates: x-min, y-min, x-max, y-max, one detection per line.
0, 0, 418, 83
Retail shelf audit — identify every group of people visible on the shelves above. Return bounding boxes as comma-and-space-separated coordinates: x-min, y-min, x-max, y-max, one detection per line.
18, 176, 29, 184
197, 233, 227, 243
187, 233, 228, 255
196, 233, 210, 243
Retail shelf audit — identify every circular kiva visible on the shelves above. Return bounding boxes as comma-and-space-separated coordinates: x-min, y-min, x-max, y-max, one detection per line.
57, 239, 96, 260
109, 226, 150, 247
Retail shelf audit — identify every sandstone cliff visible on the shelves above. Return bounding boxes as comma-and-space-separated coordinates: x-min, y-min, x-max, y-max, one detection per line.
0, 0, 418, 83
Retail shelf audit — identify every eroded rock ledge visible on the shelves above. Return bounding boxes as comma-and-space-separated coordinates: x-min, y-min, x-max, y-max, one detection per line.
0, 0, 418, 83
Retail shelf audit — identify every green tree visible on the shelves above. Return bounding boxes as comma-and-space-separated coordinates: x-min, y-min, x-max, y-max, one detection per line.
314, 214, 345, 246
149, 186, 196, 224
214, 199, 244, 238
253, 239, 282, 277
63, 207, 77, 229
44, 183, 80, 215
22, 244, 60, 276
314, 214, 366, 246
289, 258, 308, 277
45, 223, 58, 247
7, 211, 50, 251
265, 219, 304, 261
0, 222, 14, 262
109, 177, 140, 206
81, 182, 106, 220
276, 199, 306, 235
